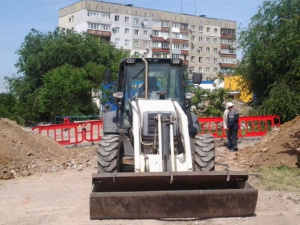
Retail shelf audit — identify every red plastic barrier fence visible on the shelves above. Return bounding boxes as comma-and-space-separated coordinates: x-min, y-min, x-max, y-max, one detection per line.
32, 120, 103, 146
32, 116, 280, 145
198, 115, 280, 138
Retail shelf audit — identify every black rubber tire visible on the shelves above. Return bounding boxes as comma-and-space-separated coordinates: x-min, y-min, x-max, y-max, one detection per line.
97, 135, 120, 173
194, 134, 215, 171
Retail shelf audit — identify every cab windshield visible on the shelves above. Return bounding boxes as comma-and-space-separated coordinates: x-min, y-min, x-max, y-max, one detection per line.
120, 62, 185, 128
125, 62, 184, 104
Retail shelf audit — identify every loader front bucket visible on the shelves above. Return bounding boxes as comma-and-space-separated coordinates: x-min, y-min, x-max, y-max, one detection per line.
90, 171, 258, 219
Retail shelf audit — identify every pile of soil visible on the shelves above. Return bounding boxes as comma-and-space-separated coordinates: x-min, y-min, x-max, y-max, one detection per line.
236, 116, 300, 169
0, 118, 97, 179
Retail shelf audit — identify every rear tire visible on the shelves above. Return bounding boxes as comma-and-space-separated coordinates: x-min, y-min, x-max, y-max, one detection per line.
97, 135, 120, 173
194, 134, 215, 171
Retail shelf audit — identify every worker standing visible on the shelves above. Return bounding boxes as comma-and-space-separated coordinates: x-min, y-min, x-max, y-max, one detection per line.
223, 102, 239, 151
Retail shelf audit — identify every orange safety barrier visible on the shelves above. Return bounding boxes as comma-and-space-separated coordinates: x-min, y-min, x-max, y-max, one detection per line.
32, 120, 104, 146
198, 115, 280, 138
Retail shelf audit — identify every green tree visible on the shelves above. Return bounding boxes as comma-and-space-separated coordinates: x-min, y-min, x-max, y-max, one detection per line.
37, 65, 98, 118
238, 0, 300, 122
190, 87, 228, 117
10, 28, 128, 122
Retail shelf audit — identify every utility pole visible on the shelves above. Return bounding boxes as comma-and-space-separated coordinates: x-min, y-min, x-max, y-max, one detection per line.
181, 0, 182, 14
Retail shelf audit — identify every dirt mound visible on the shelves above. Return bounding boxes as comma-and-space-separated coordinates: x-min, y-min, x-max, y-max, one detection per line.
0, 118, 96, 179
236, 116, 300, 169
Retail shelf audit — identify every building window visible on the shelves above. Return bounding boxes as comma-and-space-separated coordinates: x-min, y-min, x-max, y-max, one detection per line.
199, 57, 203, 63
206, 67, 210, 73
214, 68, 218, 73
125, 39, 130, 46
134, 29, 139, 35
191, 36, 195, 41
143, 30, 148, 36
206, 57, 211, 64
199, 26, 203, 32
214, 48, 218, 54
172, 33, 180, 39
113, 27, 120, 34
191, 25, 195, 31
134, 18, 139, 24
172, 54, 180, 58
68, 15, 74, 23
115, 15, 120, 21
182, 44, 188, 50
172, 44, 180, 49
161, 32, 169, 39
114, 38, 120, 46
214, 38, 218, 44
206, 47, 210, 53
162, 21, 169, 27
162, 43, 169, 48
172, 22, 180, 28
88, 23, 110, 31
199, 67, 203, 72
181, 33, 188, 40
214, 28, 218, 33
133, 40, 139, 47
206, 37, 210, 43
180, 23, 188, 29
125, 16, 130, 23
206, 27, 210, 32
199, 37, 203, 42
87, 11, 110, 19
125, 28, 130, 34
162, 53, 169, 58
191, 56, 195, 62
144, 41, 149, 48
152, 42, 161, 47
214, 58, 218, 63
198, 47, 203, 53
153, 20, 161, 27
221, 57, 236, 63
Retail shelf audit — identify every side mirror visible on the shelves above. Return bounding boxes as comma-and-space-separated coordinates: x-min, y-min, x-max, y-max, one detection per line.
185, 92, 195, 100
113, 92, 124, 99
192, 72, 202, 85
104, 68, 112, 84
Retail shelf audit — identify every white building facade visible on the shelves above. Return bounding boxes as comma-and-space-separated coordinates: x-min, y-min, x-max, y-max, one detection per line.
59, 0, 237, 80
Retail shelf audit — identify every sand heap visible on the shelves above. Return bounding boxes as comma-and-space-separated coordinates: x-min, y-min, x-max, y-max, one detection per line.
0, 118, 96, 179
236, 116, 300, 169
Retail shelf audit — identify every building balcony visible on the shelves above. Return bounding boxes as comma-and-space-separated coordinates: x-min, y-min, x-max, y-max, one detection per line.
172, 39, 188, 44
180, 29, 189, 33
221, 34, 236, 39
181, 50, 189, 55
219, 53, 237, 58
219, 63, 236, 68
161, 27, 170, 32
152, 36, 165, 42
87, 29, 111, 37
152, 47, 170, 53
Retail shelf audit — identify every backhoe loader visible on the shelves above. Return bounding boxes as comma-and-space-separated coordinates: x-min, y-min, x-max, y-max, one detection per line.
90, 58, 258, 219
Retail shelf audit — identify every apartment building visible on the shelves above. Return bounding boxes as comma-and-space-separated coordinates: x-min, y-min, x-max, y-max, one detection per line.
59, 0, 237, 80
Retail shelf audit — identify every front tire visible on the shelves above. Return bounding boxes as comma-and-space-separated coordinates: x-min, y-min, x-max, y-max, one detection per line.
97, 135, 120, 173
194, 134, 215, 171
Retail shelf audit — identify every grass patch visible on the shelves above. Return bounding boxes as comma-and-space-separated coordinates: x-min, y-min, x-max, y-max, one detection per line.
249, 165, 300, 192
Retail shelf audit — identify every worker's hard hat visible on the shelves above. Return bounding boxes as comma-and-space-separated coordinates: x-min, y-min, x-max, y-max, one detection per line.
226, 102, 234, 108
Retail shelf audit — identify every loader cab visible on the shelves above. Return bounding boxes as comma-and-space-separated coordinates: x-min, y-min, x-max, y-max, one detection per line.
115, 58, 187, 130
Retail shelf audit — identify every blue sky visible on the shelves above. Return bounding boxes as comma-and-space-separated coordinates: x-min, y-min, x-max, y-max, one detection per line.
0, 0, 264, 93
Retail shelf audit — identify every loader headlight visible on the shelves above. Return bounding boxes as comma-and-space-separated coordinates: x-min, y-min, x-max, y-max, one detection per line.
126, 58, 135, 64
185, 92, 195, 100
171, 59, 180, 64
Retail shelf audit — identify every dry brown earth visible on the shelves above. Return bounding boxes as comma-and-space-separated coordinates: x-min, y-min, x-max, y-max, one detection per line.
0, 117, 300, 225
